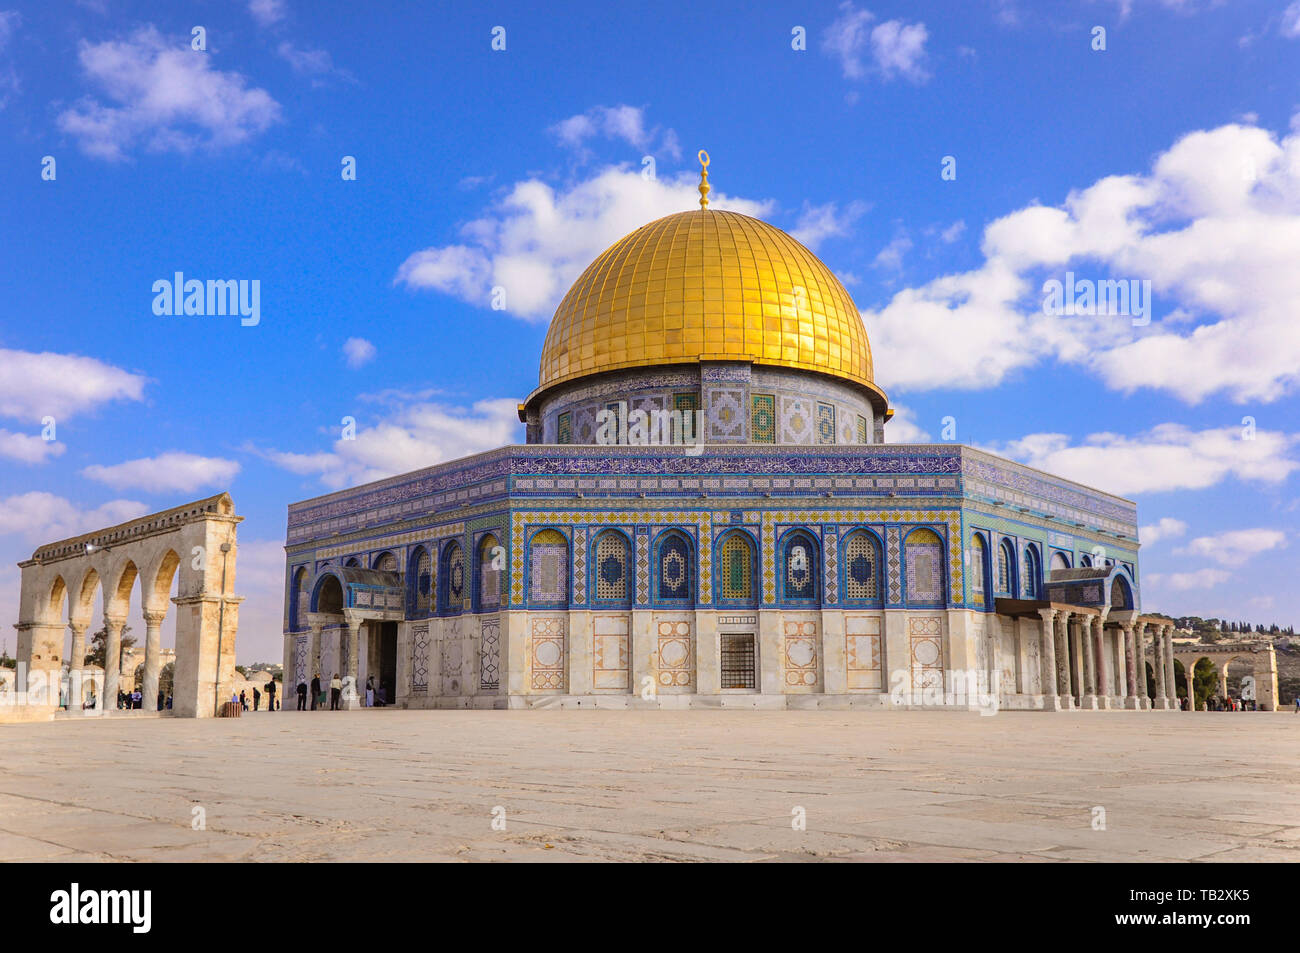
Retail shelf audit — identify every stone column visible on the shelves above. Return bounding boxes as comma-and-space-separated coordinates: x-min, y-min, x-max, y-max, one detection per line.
1055, 611, 1072, 706
1122, 624, 1140, 709
1080, 614, 1097, 709
103, 615, 126, 711
68, 621, 89, 705
1037, 608, 1060, 709
1163, 626, 1178, 710
1093, 617, 1112, 709
141, 610, 165, 712
1134, 623, 1150, 709
340, 620, 360, 709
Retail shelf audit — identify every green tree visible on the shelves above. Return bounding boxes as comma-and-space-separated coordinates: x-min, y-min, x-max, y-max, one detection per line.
1192, 658, 1218, 709
85, 625, 136, 671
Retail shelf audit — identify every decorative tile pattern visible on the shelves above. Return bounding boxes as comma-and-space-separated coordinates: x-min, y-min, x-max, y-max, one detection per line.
529, 529, 568, 604
845, 616, 881, 690
293, 634, 308, 687
572, 526, 587, 603
411, 548, 433, 615
783, 620, 818, 687
905, 528, 944, 603
719, 533, 753, 601
844, 531, 879, 600
658, 533, 692, 599
635, 529, 650, 604
656, 620, 694, 689
557, 412, 572, 445
856, 415, 869, 445
673, 392, 699, 414
823, 527, 838, 604
595, 531, 629, 601
887, 527, 902, 604
706, 387, 746, 441
751, 394, 776, 444
592, 614, 629, 690
444, 542, 465, 607
908, 616, 943, 695
816, 402, 836, 445
778, 395, 813, 444
478, 534, 501, 610
530, 616, 566, 691
783, 536, 815, 599
479, 618, 500, 691
410, 625, 429, 694
971, 534, 987, 607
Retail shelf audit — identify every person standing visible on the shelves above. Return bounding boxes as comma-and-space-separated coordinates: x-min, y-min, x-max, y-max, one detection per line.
365, 675, 375, 708
296, 678, 307, 711
239, 690, 248, 711
310, 673, 321, 711
253, 685, 261, 711
329, 672, 342, 710
267, 677, 277, 711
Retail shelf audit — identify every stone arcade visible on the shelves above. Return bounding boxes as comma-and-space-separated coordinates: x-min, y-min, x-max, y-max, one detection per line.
12, 493, 242, 718
282, 170, 1249, 712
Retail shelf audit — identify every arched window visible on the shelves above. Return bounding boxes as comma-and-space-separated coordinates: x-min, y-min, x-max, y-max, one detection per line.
656, 531, 693, 602
1110, 574, 1133, 609
409, 547, 433, 617
717, 531, 757, 605
1080, 553, 1093, 568
842, 530, 882, 603
904, 528, 944, 605
593, 531, 631, 604
781, 531, 818, 603
440, 541, 464, 614
1022, 545, 1041, 599
290, 567, 309, 630
971, 534, 989, 607
344, 556, 360, 568
1050, 551, 1070, 572
477, 534, 501, 611
528, 529, 568, 605
373, 551, 396, 572
996, 539, 1015, 597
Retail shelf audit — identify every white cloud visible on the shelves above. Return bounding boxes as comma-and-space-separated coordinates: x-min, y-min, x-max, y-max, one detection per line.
1139, 517, 1187, 546
872, 233, 913, 271
1281, 2, 1300, 38
0, 492, 149, 545
1144, 568, 1231, 591
342, 337, 376, 368
82, 452, 241, 493
259, 396, 523, 488
248, 0, 287, 27
939, 220, 966, 243
396, 166, 772, 320
1175, 528, 1286, 567
58, 26, 281, 161
867, 117, 1300, 405
276, 41, 351, 85
988, 423, 1298, 496
549, 105, 681, 160
0, 10, 20, 109
0, 429, 64, 464
791, 200, 870, 250
823, 3, 929, 84
0, 348, 147, 420
883, 404, 931, 443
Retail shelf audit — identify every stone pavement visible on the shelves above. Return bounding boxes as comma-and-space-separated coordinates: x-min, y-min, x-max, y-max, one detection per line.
1, 709, 1297, 862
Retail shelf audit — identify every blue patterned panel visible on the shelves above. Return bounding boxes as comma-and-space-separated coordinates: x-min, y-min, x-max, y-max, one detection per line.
844, 532, 880, 600
816, 402, 836, 445
784, 536, 815, 599
595, 531, 629, 601
658, 533, 692, 600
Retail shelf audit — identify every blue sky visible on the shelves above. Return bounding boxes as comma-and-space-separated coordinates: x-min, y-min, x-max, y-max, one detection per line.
1, 0, 1298, 662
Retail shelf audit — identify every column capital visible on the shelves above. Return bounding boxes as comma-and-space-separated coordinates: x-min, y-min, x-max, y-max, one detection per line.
1036, 607, 1058, 625
103, 615, 127, 630
68, 619, 90, 635
142, 610, 167, 626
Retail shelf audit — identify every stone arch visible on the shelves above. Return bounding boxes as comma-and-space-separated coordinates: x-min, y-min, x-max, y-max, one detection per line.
104, 557, 140, 620
1109, 574, 1134, 610
407, 547, 432, 617
372, 550, 397, 572
289, 566, 311, 631
143, 548, 181, 614
1050, 551, 1070, 572
439, 540, 466, 614
312, 572, 346, 615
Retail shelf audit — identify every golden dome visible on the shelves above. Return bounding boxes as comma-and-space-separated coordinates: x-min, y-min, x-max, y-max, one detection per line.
534, 209, 882, 400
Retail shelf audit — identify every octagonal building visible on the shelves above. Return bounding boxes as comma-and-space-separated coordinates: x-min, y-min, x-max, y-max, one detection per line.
282, 187, 1181, 713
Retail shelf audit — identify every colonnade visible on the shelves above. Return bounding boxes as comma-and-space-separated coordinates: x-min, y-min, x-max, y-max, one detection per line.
1035, 609, 1177, 710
